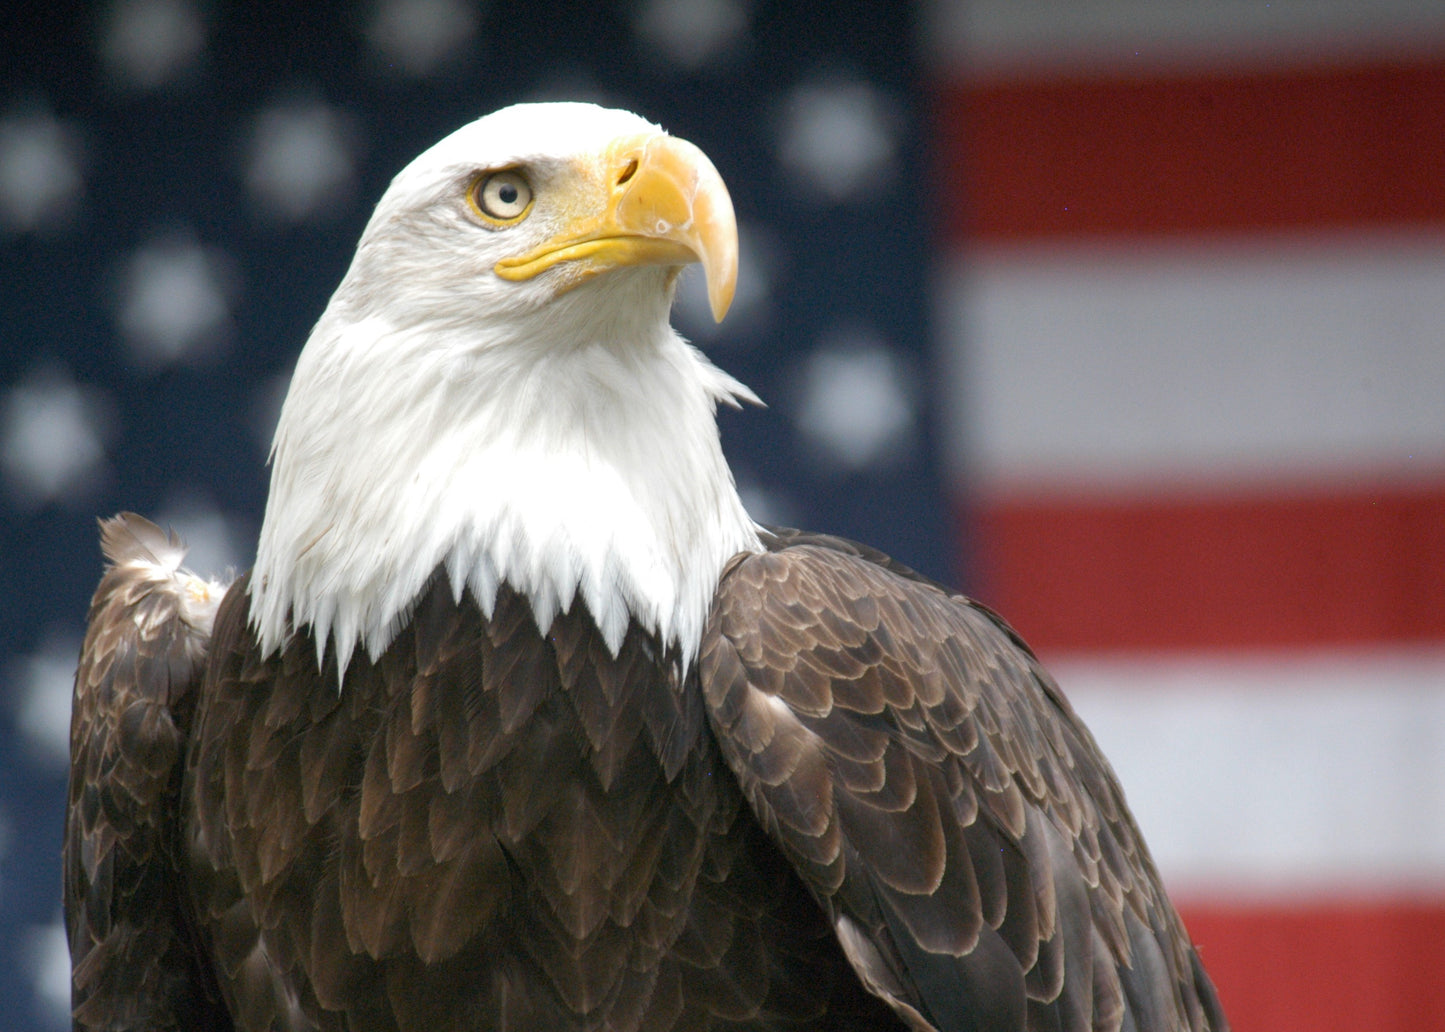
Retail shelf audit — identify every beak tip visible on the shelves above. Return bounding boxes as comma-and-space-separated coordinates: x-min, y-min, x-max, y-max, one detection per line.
709, 281, 735, 323
703, 237, 738, 323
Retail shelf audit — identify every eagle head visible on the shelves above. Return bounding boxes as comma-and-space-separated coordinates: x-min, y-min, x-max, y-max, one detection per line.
341, 103, 738, 338
250, 103, 762, 679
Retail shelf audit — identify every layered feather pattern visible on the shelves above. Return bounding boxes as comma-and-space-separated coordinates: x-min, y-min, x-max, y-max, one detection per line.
176, 562, 899, 1031
67, 517, 1228, 1031
700, 529, 1229, 1032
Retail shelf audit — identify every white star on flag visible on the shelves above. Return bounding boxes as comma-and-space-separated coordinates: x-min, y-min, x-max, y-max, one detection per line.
26, 920, 71, 1024
116, 232, 238, 369
0, 107, 84, 234
635, 0, 749, 71
154, 490, 251, 580
244, 98, 357, 222
10, 633, 79, 767
793, 330, 917, 472
0, 364, 114, 508
366, 0, 479, 77
99, 0, 206, 91
776, 76, 898, 204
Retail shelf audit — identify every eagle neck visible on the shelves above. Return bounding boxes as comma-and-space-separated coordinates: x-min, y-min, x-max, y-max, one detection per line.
250, 303, 761, 681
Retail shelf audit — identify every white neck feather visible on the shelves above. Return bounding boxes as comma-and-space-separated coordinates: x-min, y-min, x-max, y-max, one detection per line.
250, 275, 762, 678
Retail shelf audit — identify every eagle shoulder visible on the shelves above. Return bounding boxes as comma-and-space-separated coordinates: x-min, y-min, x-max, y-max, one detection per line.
699, 529, 1229, 1032
65, 513, 234, 1031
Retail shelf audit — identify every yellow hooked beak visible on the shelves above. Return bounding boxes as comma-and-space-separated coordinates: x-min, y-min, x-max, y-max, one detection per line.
493, 133, 738, 322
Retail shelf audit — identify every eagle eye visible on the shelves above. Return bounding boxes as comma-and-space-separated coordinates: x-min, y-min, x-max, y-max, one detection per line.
471, 170, 533, 223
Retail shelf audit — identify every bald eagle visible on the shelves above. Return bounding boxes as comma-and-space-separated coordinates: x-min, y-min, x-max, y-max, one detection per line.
66, 103, 1228, 1032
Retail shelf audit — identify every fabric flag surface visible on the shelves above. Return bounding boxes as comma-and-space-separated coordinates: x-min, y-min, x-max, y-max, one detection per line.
926, 3, 1445, 1030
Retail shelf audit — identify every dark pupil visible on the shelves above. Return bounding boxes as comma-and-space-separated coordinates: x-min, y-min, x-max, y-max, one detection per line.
497, 183, 518, 205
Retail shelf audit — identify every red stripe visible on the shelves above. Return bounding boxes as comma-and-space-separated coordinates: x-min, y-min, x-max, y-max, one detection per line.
965, 482, 1445, 652
936, 60, 1445, 242
1178, 899, 1445, 1032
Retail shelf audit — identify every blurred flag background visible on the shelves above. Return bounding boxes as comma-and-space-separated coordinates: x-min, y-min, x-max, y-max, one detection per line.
2, 2, 1443, 1030
932, 2, 1445, 1030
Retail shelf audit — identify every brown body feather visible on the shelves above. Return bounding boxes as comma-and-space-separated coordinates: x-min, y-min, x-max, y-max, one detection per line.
65, 516, 231, 1031
67, 515, 1227, 1032
704, 529, 1229, 1032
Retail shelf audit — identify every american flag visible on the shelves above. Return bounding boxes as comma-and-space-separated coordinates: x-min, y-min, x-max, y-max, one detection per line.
931, 3, 1445, 1030
2, 3, 1443, 1031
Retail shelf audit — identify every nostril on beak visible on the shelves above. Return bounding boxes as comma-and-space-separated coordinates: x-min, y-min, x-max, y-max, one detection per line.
616, 158, 639, 186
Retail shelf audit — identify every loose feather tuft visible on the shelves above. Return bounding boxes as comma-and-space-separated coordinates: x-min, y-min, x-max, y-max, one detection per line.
99, 512, 232, 636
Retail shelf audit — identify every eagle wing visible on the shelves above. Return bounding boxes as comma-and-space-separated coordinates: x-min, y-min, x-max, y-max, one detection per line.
699, 529, 1228, 1032
65, 513, 234, 1031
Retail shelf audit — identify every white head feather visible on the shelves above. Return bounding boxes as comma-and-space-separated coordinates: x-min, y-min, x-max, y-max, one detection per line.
249, 103, 762, 678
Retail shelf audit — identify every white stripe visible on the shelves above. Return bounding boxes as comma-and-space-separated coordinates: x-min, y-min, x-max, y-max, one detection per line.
936, 235, 1445, 491
1053, 646, 1445, 898
922, 0, 1445, 75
